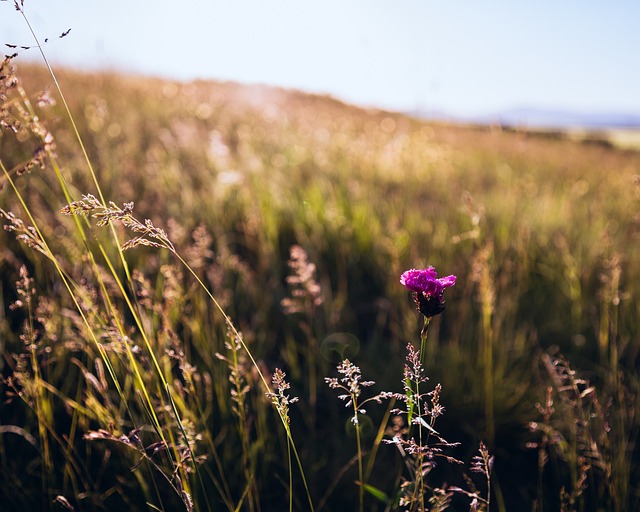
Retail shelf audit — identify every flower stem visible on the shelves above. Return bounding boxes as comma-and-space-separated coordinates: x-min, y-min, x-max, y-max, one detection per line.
420, 316, 430, 367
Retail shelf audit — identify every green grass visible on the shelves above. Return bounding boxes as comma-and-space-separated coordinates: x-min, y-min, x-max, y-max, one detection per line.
1, 52, 640, 511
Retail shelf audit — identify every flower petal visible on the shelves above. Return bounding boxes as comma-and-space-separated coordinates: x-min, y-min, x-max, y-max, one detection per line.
438, 275, 457, 288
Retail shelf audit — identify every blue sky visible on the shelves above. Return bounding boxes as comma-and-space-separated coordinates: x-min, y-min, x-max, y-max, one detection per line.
2, 0, 639, 117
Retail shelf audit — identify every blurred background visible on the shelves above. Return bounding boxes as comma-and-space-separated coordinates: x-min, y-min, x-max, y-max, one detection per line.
3, 0, 640, 126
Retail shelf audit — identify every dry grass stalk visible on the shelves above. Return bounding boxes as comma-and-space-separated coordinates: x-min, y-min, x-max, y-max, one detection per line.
59, 194, 175, 252
1, 208, 49, 257
281, 244, 323, 316
266, 368, 298, 426
381, 343, 461, 511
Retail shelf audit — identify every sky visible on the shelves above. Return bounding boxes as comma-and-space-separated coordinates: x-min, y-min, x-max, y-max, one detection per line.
2, 0, 640, 119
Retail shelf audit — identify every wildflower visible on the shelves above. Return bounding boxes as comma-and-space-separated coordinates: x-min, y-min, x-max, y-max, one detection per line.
400, 267, 456, 318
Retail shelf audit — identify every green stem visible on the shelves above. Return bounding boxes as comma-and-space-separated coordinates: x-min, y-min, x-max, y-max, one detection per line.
482, 303, 495, 444
408, 317, 430, 430
415, 374, 424, 509
287, 435, 294, 512
353, 403, 364, 512
420, 316, 430, 367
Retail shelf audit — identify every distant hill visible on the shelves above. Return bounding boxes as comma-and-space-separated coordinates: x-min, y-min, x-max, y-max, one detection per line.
480, 108, 640, 130
414, 107, 640, 130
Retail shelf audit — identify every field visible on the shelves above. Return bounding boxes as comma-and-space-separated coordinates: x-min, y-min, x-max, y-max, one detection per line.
1, 56, 640, 511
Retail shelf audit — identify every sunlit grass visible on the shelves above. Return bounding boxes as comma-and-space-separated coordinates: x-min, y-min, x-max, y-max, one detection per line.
1, 26, 640, 511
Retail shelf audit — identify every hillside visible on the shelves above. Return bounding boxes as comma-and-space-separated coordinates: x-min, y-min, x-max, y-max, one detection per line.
1, 62, 640, 511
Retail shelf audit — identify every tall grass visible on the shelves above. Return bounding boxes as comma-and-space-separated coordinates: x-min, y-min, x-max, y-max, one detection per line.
2, 8, 640, 510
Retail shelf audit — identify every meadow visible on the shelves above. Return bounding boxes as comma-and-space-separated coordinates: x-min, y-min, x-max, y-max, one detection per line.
1, 51, 639, 511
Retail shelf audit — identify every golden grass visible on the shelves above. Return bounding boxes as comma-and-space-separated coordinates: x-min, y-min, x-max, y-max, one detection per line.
1, 59, 640, 511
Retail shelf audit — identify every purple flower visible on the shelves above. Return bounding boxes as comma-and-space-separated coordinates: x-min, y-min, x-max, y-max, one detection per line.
400, 267, 456, 317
